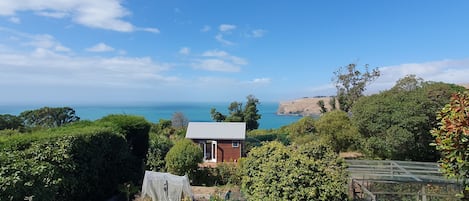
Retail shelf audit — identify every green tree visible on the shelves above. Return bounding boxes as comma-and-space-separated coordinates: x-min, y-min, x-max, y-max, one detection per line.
352, 76, 466, 161
243, 95, 261, 130
210, 108, 226, 122
286, 116, 315, 143
431, 92, 469, 199
317, 100, 328, 114
210, 95, 261, 131
19, 107, 80, 128
329, 96, 337, 111
146, 133, 173, 171
241, 141, 348, 201
333, 63, 380, 112
315, 110, 360, 153
0, 114, 23, 130
165, 139, 203, 177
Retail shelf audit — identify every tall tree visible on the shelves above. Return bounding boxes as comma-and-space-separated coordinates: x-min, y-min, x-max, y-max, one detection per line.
210, 95, 261, 131
329, 96, 337, 111
243, 95, 261, 130
19, 107, 80, 128
352, 76, 466, 161
317, 100, 328, 114
333, 63, 380, 112
0, 114, 23, 130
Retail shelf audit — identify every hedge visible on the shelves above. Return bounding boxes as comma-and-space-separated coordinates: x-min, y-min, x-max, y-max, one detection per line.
0, 115, 151, 201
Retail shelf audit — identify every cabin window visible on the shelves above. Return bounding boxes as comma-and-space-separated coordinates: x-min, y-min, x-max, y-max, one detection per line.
232, 141, 239, 147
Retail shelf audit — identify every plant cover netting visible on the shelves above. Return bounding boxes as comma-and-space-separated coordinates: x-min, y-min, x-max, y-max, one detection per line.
141, 171, 193, 201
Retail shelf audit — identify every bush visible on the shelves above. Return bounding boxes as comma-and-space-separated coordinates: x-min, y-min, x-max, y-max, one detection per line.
0, 126, 131, 201
146, 133, 173, 171
165, 139, 202, 177
241, 141, 348, 201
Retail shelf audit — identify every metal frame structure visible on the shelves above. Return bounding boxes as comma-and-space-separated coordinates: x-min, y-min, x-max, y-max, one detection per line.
346, 160, 462, 201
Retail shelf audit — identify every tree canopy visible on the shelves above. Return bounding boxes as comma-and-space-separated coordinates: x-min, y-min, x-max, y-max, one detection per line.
19, 107, 80, 128
333, 63, 380, 112
351, 75, 466, 161
210, 95, 261, 131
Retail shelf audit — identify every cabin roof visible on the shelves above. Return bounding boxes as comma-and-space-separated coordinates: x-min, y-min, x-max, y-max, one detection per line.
185, 122, 246, 140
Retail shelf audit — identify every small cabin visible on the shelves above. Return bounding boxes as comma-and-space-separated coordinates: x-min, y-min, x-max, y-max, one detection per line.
185, 122, 246, 163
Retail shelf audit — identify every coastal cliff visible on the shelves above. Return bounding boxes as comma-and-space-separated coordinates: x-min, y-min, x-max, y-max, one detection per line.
277, 97, 336, 116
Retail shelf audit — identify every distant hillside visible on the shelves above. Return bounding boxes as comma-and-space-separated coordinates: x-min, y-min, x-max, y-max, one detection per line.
277, 97, 336, 116
461, 83, 469, 89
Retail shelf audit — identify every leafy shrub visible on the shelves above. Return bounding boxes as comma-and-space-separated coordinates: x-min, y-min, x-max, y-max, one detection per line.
0, 126, 131, 201
241, 141, 349, 201
146, 133, 173, 171
431, 92, 469, 198
165, 139, 202, 177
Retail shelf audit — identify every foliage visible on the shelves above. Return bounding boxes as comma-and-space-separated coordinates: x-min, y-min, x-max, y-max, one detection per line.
317, 100, 328, 114
0, 114, 23, 131
19, 107, 80, 129
352, 75, 466, 161
333, 63, 380, 112
165, 139, 203, 177
285, 116, 315, 143
0, 125, 133, 201
329, 96, 337, 111
99, 114, 151, 159
431, 92, 469, 199
171, 112, 189, 129
210, 95, 261, 131
241, 141, 349, 201
314, 110, 360, 153
146, 133, 173, 171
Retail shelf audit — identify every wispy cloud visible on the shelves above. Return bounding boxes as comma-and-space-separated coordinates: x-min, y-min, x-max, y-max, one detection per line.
139, 27, 160, 34
215, 34, 235, 46
192, 49, 247, 72
0, 28, 176, 90
179, 47, 190, 55
0, 0, 159, 33
219, 24, 236, 32
245, 78, 271, 84
86, 43, 115, 52
201, 25, 211, 32
8, 17, 20, 24
250, 29, 267, 38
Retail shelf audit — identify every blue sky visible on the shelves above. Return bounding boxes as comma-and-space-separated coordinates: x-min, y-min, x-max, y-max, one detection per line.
0, 0, 468, 104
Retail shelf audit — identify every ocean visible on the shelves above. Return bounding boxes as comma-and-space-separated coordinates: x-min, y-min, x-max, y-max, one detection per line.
0, 102, 301, 129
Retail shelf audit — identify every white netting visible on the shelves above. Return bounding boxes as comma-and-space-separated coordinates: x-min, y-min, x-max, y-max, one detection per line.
141, 171, 193, 201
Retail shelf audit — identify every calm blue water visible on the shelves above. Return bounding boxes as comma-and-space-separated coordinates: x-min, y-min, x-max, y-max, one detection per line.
0, 102, 301, 129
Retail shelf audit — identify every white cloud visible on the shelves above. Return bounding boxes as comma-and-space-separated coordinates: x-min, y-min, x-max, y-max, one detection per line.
139, 27, 160, 34
201, 25, 211, 32
366, 58, 469, 93
215, 34, 235, 46
0, 0, 159, 33
192, 50, 247, 72
202, 50, 247, 65
86, 43, 115, 52
36, 11, 68, 18
8, 17, 20, 24
251, 78, 271, 84
251, 29, 266, 38
179, 47, 190, 55
192, 59, 241, 72
219, 24, 236, 32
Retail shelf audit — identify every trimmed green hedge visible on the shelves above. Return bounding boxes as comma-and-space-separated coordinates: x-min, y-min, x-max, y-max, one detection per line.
0, 115, 151, 201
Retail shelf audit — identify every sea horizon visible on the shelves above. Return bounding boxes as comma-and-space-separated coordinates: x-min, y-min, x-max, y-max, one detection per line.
0, 102, 302, 129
